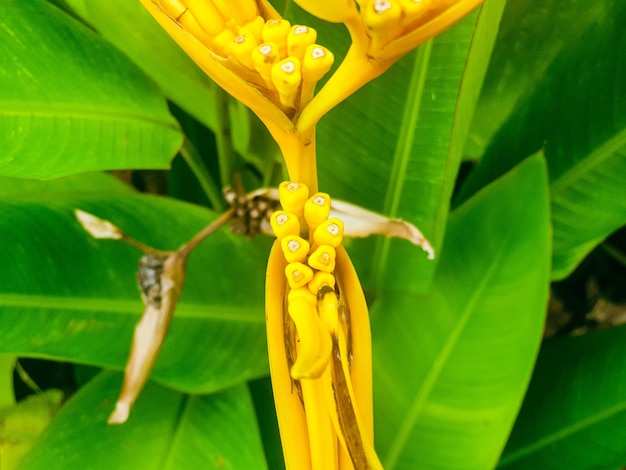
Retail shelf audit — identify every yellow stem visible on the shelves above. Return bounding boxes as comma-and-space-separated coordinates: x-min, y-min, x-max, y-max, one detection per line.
296, 47, 390, 135
268, 124, 318, 192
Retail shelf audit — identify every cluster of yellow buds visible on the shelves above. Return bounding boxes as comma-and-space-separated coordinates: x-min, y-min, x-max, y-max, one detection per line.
147, 0, 333, 114
294, 0, 484, 129
266, 181, 383, 469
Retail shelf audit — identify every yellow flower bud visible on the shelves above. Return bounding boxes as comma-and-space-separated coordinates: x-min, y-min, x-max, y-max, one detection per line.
307, 245, 336, 273
285, 262, 314, 289
278, 181, 309, 216
300, 44, 334, 106
228, 34, 258, 69
280, 235, 310, 263
271, 58, 302, 109
304, 192, 331, 232
362, 0, 403, 41
262, 19, 291, 57
313, 217, 344, 247
251, 42, 280, 88
270, 210, 301, 239
287, 25, 317, 61
307, 271, 336, 295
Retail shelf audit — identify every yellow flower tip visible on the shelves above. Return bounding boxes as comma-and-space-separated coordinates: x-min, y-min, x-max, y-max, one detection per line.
308, 271, 335, 296
262, 19, 292, 57
280, 235, 310, 263
313, 217, 344, 247
287, 25, 317, 61
251, 42, 279, 89
270, 210, 301, 239
307, 245, 336, 273
285, 262, 314, 289
304, 192, 331, 232
302, 45, 334, 83
300, 44, 334, 107
293, 0, 359, 24
271, 57, 302, 109
238, 15, 265, 43
278, 181, 310, 215
228, 34, 258, 69
363, 0, 403, 42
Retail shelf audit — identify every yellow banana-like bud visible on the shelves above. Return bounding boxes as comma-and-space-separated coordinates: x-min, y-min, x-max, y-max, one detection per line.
304, 192, 331, 233
228, 34, 258, 69
270, 210, 301, 239
300, 44, 334, 107
262, 19, 291, 57
362, 0, 403, 41
308, 245, 336, 272
238, 15, 265, 43
271, 58, 302, 109
287, 25, 317, 61
293, 0, 359, 23
281, 235, 310, 263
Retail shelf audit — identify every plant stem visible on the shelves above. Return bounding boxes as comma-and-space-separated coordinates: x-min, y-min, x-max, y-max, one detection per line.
180, 137, 226, 211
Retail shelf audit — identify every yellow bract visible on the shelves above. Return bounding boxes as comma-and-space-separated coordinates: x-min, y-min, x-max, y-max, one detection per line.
266, 181, 383, 469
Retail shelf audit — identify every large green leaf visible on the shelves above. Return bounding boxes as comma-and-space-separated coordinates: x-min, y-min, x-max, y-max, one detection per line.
458, 0, 626, 279
64, 0, 218, 131
372, 155, 551, 469
19, 371, 267, 469
0, 173, 271, 393
306, 0, 505, 295
0, 1, 181, 179
498, 324, 626, 470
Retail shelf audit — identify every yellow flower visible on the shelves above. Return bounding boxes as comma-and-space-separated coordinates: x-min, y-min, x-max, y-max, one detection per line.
294, 0, 485, 131
266, 181, 383, 470
140, 0, 335, 190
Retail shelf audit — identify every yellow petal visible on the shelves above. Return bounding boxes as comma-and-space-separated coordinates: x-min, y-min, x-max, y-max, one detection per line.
266, 243, 313, 470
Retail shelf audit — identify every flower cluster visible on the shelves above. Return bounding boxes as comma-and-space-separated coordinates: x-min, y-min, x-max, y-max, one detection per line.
138, 1, 484, 469
266, 182, 382, 469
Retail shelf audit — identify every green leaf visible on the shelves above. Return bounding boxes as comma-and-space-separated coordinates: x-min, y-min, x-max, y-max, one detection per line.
0, 173, 270, 393
19, 371, 267, 469
372, 156, 551, 469
457, 1, 626, 279
0, 1, 181, 179
498, 324, 626, 470
308, 0, 505, 295
0, 389, 63, 470
64, 0, 219, 131
0, 355, 16, 409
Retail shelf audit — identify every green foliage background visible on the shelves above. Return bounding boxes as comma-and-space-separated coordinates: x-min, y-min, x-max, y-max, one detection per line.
0, 0, 625, 469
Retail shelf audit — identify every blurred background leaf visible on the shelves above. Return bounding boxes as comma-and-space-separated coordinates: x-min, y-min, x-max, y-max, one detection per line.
498, 324, 626, 470
372, 156, 551, 469
19, 371, 267, 470
0, 1, 181, 179
0, 389, 63, 470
